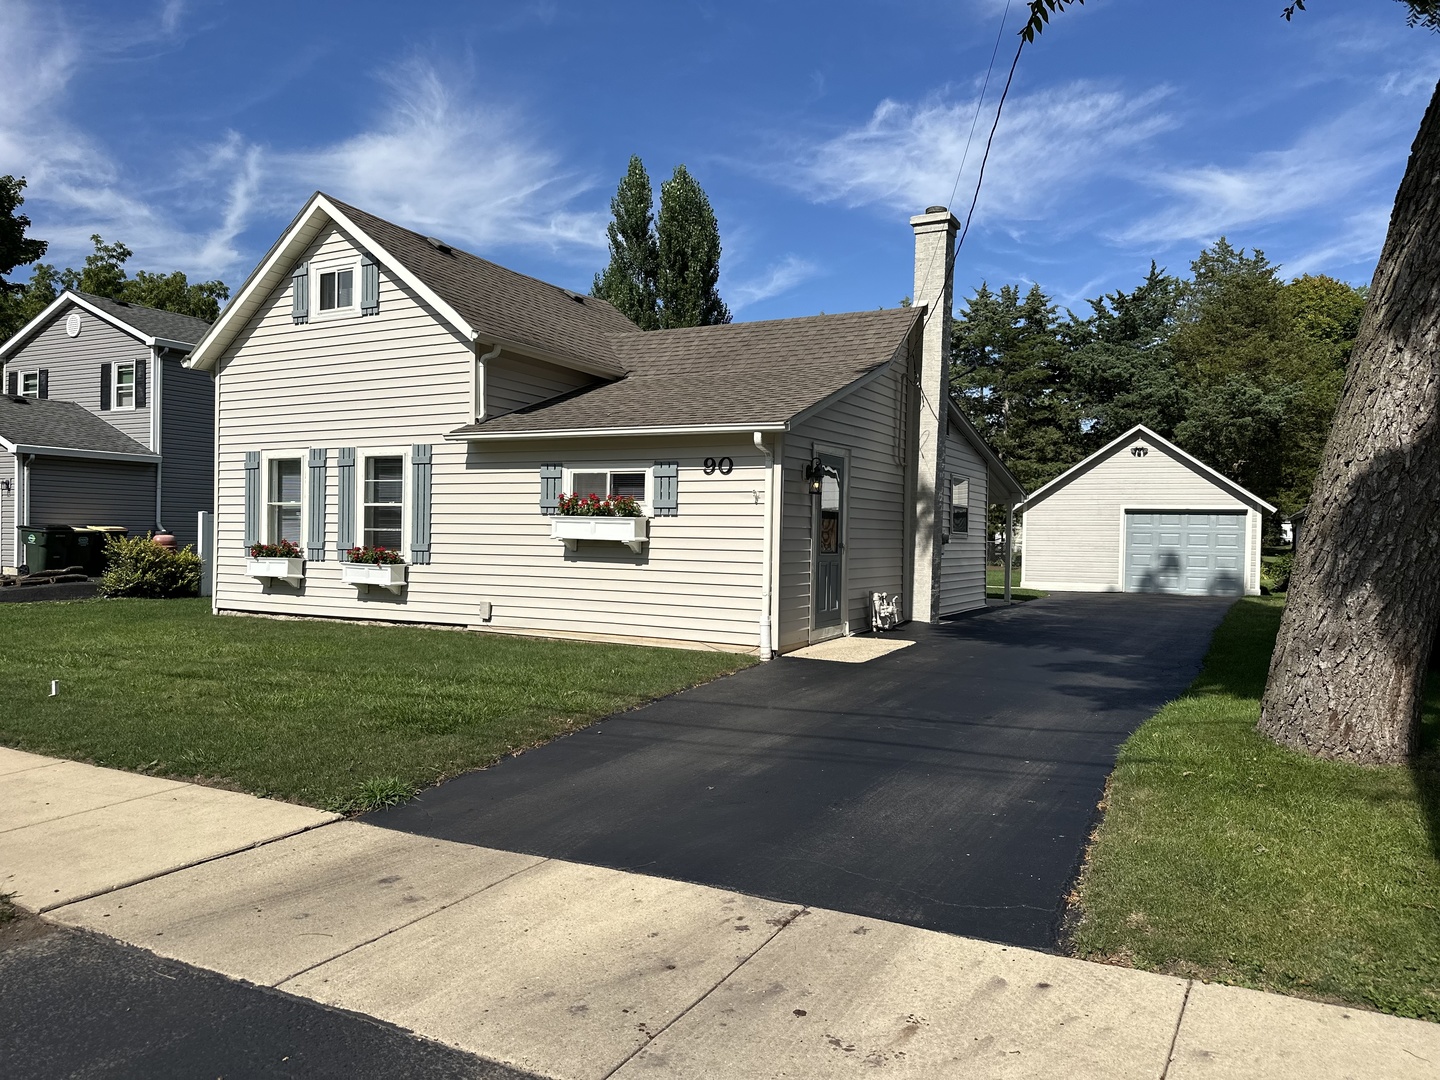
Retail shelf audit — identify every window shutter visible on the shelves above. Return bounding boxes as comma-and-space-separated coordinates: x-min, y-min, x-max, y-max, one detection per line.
307, 447, 327, 561
37, 370, 48, 399
6, 370, 16, 396
134, 358, 146, 408
292, 262, 309, 325
539, 463, 562, 515
360, 254, 380, 315
335, 447, 356, 560
243, 452, 261, 548
410, 443, 433, 564
99, 364, 112, 411
652, 461, 679, 517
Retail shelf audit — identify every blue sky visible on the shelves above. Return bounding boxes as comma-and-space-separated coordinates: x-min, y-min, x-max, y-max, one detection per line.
3, 0, 1436, 321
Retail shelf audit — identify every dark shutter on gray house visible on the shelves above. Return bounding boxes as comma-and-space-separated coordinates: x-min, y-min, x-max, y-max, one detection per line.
410, 444, 432, 564
360, 254, 380, 315
99, 364, 112, 410
243, 452, 261, 548
652, 461, 679, 516
134, 358, 146, 408
539, 463, 562, 515
37, 370, 48, 398
292, 262, 309, 325
336, 447, 356, 560
307, 447, 327, 561
6, 370, 17, 396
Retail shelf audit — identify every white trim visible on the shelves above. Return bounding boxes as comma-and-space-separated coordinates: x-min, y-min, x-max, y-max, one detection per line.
16, 369, 40, 397
786, 336, 914, 430
151, 348, 164, 530
262, 450, 306, 548
450, 422, 788, 442
9, 444, 160, 464
311, 256, 361, 320
0, 291, 199, 360
946, 400, 1025, 503
357, 446, 411, 558
1024, 424, 1277, 514
111, 359, 138, 411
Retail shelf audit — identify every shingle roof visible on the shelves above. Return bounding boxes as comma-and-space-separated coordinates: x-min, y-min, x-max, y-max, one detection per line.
71, 291, 213, 347
449, 307, 920, 436
326, 196, 641, 378
0, 395, 157, 456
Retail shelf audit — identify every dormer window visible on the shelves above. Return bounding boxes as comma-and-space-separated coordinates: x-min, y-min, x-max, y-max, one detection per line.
318, 267, 354, 312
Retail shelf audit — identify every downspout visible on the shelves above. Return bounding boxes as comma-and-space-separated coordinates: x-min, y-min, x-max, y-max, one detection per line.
755, 430, 774, 660
475, 342, 502, 421
151, 346, 164, 533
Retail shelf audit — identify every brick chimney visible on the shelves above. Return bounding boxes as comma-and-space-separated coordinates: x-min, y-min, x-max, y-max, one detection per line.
909, 206, 959, 623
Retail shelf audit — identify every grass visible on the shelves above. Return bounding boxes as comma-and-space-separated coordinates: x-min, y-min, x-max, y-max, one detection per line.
985, 564, 1047, 601
0, 893, 16, 925
0, 599, 753, 812
1070, 596, 1440, 1021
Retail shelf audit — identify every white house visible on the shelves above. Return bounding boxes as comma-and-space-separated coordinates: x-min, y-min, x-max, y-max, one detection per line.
185, 194, 1023, 656
1020, 424, 1275, 597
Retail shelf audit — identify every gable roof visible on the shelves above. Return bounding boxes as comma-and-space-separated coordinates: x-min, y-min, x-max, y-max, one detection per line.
186, 192, 638, 377
0, 290, 211, 363
947, 400, 1026, 503
1023, 424, 1276, 514
0, 394, 158, 460
448, 307, 922, 438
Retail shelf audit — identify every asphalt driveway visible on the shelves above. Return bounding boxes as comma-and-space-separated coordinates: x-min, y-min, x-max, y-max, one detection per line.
369, 592, 1234, 951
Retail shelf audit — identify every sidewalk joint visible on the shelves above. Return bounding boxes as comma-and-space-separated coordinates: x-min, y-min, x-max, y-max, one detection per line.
1159, 979, 1194, 1080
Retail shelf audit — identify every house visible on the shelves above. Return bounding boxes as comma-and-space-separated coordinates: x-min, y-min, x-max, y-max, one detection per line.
1020, 424, 1275, 597
184, 193, 1023, 656
0, 291, 215, 572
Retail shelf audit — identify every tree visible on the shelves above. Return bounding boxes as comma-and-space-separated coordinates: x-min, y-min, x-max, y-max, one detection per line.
592, 156, 660, 330
0, 175, 47, 291
591, 158, 730, 329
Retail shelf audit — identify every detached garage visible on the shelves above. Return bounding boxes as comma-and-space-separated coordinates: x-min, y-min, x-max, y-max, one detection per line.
1020, 425, 1275, 597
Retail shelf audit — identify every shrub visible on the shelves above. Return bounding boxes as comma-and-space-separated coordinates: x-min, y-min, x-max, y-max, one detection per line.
98, 534, 202, 598
1268, 552, 1295, 593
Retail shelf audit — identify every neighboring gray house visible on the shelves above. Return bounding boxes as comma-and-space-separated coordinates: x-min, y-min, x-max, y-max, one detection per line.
185, 193, 1022, 656
0, 291, 215, 571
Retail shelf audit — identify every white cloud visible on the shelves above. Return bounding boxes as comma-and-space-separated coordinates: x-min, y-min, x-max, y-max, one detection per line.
1283, 204, 1392, 280
725, 255, 820, 311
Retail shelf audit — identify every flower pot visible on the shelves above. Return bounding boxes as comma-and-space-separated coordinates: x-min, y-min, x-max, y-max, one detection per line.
550, 515, 649, 554
246, 556, 304, 585
341, 561, 408, 593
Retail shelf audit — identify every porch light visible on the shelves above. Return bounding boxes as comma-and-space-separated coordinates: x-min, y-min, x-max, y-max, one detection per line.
805, 458, 825, 495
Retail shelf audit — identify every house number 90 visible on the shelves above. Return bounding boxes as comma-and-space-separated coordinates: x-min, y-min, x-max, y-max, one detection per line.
703, 457, 734, 475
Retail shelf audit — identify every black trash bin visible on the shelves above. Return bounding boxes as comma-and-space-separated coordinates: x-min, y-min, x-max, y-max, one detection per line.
82, 526, 129, 576
20, 525, 78, 573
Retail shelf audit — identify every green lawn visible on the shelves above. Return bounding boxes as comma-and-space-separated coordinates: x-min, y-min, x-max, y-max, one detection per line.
1071, 597, 1440, 1021
0, 599, 753, 812
985, 564, 1046, 601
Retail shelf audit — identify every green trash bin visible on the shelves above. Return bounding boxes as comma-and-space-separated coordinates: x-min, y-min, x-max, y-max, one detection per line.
20, 525, 78, 573
82, 526, 129, 576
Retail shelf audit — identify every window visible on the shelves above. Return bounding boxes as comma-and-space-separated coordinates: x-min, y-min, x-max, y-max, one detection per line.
19, 370, 39, 397
268, 458, 303, 544
318, 268, 355, 312
113, 361, 136, 410
951, 478, 970, 535
570, 469, 646, 501
363, 455, 404, 550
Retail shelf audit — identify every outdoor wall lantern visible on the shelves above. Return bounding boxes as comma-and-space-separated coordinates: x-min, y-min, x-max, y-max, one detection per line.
805, 458, 825, 496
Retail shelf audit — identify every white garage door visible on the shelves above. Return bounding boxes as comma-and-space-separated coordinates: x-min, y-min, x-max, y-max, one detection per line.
1125, 512, 1245, 596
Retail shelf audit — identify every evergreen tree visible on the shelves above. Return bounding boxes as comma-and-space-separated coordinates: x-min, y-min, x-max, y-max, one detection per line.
591, 156, 660, 330
656, 165, 730, 328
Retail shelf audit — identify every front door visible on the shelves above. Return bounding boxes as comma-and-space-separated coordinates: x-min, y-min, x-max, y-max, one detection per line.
812, 453, 845, 637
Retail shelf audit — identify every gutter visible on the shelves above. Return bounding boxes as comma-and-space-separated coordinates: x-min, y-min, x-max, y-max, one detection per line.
448, 422, 789, 442
11, 444, 160, 465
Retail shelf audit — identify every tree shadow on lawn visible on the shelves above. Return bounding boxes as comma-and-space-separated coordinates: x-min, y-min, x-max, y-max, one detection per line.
1417, 657, 1440, 865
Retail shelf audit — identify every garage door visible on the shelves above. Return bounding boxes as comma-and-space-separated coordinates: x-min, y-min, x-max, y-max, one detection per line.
1125, 512, 1245, 596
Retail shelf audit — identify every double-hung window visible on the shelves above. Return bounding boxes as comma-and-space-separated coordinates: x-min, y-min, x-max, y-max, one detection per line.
113, 361, 136, 409
363, 456, 404, 551
569, 468, 647, 502
268, 458, 303, 545
318, 267, 355, 313
19, 370, 39, 397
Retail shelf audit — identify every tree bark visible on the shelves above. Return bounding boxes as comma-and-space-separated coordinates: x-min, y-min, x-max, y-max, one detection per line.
1258, 79, 1440, 765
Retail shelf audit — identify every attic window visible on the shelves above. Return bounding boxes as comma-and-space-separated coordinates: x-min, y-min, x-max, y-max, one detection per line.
20, 371, 40, 397
319, 268, 354, 312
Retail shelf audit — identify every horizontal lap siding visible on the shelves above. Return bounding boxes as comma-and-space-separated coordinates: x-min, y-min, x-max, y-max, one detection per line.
485, 354, 595, 416
938, 421, 987, 615
1, 450, 12, 568
1021, 433, 1254, 591
160, 358, 215, 549
780, 365, 907, 650
28, 457, 157, 536
213, 225, 764, 648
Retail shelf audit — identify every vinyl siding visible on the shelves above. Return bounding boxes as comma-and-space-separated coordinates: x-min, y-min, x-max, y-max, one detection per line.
159, 355, 215, 549
28, 456, 158, 537
938, 418, 988, 615
485, 353, 596, 417
779, 362, 909, 651
1, 450, 13, 569
212, 225, 766, 649
1021, 431, 1262, 594
3, 303, 154, 447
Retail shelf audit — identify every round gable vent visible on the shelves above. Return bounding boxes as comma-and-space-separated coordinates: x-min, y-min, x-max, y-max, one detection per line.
65, 312, 82, 338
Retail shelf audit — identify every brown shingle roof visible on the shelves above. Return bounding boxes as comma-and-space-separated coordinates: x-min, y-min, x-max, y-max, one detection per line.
449, 307, 920, 436
327, 195, 640, 377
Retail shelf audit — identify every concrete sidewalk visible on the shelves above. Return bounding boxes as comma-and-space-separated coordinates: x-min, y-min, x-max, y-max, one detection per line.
3, 747, 1437, 1079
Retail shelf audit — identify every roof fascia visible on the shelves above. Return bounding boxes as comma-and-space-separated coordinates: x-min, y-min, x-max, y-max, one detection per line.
1023, 423, 1276, 513
447, 422, 787, 442
0, 291, 153, 362
0, 432, 15, 452
13, 443, 160, 464
784, 318, 922, 430
946, 399, 1025, 502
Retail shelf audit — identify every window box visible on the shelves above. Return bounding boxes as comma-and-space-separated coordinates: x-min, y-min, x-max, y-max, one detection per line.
551, 515, 650, 554
341, 561, 408, 593
246, 556, 304, 584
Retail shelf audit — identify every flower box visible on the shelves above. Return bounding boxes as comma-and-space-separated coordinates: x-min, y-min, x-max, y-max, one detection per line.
341, 561, 409, 593
551, 515, 650, 554
246, 557, 304, 584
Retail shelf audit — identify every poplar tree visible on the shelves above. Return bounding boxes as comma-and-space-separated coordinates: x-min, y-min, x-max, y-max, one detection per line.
591, 156, 660, 330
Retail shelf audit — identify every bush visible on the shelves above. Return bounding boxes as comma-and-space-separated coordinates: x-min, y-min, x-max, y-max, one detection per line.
1267, 552, 1295, 593
97, 534, 202, 598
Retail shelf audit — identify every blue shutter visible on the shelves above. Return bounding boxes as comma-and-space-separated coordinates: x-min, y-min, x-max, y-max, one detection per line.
652, 461, 679, 517
135, 357, 146, 408
539, 463, 562, 515
243, 452, 261, 549
292, 262, 309, 325
360, 254, 379, 316
336, 447, 356, 560
410, 444, 432, 565
307, 448, 327, 561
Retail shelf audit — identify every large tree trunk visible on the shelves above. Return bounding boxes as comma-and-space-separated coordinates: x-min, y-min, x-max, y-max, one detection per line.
1258, 79, 1440, 765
